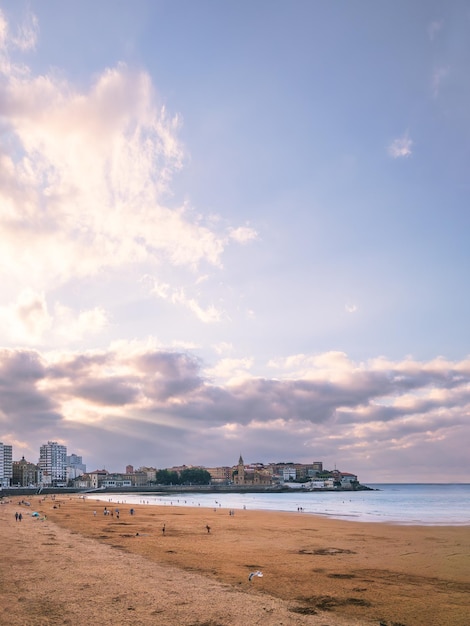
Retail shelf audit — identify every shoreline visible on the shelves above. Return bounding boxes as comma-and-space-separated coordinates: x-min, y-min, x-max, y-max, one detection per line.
92, 497, 470, 524
2, 494, 468, 625
90, 494, 470, 526
3, 483, 468, 527
87, 486, 469, 526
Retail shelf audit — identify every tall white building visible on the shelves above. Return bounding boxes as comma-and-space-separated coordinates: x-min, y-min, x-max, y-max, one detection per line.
0, 442, 13, 488
39, 441, 67, 486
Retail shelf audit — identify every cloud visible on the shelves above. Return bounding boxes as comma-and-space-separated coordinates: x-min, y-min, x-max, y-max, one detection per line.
228, 225, 258, 244
0, 345, 469, 480
144, 276, 225, 323
0, 63, 212, 287
267, 351, 360, 382
0, 348, 62, 438
431, 66, 449, 98
0, 11, 8, 49
0, 10, 467, 483
205, 357, 254, 384
388, 133, 413, 158
345, 303, 358, 313
0, 5, 267, 375
53, 304, 109, 343
0, 10, 254, 337
428, 20, 443, 42
0, 289, 51, 343
11, 10, 38, 51
213, 342, 234, 355
0, 289, 108, 345
0, 8, 38, 55
172, 291, 223, 323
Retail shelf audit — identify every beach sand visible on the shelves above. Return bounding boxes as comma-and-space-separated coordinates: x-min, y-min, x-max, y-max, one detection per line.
1, 495, 468, 625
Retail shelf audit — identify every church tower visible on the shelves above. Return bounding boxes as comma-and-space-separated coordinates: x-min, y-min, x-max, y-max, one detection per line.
237, 454, 245, 485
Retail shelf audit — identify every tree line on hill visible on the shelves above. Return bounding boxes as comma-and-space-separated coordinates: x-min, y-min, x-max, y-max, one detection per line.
153, 467, 211, 485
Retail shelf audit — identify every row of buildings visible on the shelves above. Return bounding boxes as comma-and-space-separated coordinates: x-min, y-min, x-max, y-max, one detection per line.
0, 441, 85, 488
0, 442, 359, 490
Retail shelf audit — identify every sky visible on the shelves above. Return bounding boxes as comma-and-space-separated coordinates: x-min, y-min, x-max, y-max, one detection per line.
0, 1, 469, 482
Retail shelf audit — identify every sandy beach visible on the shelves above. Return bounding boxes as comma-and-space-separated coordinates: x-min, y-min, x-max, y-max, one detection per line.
1, 495, 468, 625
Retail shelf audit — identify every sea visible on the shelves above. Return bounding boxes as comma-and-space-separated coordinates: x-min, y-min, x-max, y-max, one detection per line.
90, 483, 470, 525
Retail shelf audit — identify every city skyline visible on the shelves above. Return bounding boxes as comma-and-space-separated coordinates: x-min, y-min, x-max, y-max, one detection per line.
7, 442, 335, 476
6, 441, 356, 489
0, 2, 469, 482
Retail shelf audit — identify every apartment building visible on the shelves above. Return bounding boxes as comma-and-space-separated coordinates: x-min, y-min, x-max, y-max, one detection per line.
38, 441, 67, 486
206, 466, 233, 483
0, 442, 13, 488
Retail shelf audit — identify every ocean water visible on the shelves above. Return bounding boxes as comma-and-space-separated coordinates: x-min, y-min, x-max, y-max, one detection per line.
91, 483, 470, 525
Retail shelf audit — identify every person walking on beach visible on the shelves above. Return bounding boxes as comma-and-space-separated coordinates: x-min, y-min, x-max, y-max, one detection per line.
18, 513, 22, 522
15, 512, 19, 521
206, 524, 211, 534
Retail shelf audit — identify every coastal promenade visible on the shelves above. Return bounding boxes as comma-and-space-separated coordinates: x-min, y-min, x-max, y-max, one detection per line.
0, 483, 373, 498
1, 495, 469, 625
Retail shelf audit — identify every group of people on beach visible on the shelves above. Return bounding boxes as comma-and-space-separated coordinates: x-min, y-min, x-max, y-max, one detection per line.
100, 506, 121, 519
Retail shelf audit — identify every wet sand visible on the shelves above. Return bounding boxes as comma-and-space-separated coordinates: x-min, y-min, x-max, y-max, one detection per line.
1, 495, 469, 625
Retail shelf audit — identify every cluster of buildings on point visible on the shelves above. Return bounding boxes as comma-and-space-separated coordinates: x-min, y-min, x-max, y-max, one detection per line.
0, 440, 362, 490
